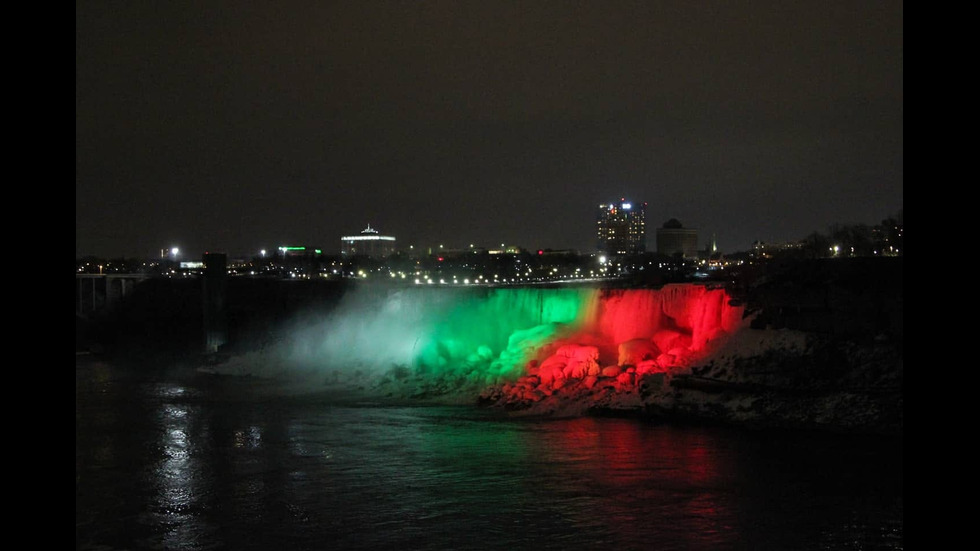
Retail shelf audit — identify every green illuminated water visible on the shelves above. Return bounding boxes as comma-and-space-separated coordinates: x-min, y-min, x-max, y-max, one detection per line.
415, 287, 593, 379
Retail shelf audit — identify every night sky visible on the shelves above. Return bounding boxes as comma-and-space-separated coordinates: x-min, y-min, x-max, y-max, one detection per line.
76, 1, 902, 259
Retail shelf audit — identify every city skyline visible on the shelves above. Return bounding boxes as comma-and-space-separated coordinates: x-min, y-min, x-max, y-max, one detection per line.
76, 1, 903, 259
76, 204, 902, 261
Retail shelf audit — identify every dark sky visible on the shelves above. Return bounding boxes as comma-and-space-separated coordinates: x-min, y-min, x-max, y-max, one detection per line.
76, 1, 903, 259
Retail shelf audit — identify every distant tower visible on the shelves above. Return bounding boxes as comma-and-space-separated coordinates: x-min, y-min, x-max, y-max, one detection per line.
656, 219, 699, 258
596, 199, 647, 254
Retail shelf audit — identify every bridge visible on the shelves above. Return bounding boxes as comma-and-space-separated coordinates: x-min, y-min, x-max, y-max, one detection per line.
76, 273, 153, 317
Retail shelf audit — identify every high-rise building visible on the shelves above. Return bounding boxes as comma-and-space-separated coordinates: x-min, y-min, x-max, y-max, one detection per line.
341, 224, 396, 258
596, 199, 647, 254
656, 219, 698, 258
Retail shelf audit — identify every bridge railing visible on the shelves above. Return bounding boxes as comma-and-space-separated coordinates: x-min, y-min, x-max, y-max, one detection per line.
75, 273, 153, 317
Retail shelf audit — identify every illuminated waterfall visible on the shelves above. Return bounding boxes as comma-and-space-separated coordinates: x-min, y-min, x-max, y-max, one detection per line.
218, 284, 743, 402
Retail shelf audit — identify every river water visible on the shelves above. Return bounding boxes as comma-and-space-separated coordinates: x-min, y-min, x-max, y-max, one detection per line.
76, 359, 902, 550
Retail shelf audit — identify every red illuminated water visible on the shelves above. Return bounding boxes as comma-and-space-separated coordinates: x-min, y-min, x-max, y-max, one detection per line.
499, 286, 742, 405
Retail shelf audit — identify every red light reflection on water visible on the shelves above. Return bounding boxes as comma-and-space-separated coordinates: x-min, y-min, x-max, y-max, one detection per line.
544, 417, 736, 545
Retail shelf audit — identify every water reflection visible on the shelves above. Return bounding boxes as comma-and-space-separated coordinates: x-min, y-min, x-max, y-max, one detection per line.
521, 418, 738, 548
234, 426, 263, 449
76, 365, 902, 551
152, 390, 210, 548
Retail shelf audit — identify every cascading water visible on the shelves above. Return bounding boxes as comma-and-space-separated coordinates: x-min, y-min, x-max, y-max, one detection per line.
215, 284, 743, 404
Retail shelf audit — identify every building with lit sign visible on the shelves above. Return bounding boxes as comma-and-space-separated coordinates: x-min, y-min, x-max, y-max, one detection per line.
274, 246, 325, 277
340, 224, 397, 258
656, 219, 699, 258
278, 246, 323, 258
596, 199, 647, 254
